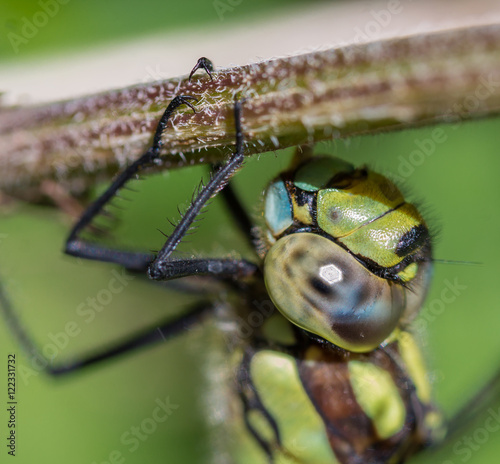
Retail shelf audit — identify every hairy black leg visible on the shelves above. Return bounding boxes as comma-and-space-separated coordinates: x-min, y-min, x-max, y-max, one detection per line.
149, 257, 257, 280
64, 94, 258, 282
189, 57, 214, 81
48, 301, 214, 375
148, 98, 248, 281
64, 95, 197, 269
0, 275, 215, 376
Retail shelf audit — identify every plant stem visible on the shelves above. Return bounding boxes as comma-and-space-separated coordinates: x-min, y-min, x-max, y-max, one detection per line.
1, 24, 500, 200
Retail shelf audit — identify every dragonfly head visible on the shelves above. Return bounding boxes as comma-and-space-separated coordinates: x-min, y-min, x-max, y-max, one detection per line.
262, 156, 433, 353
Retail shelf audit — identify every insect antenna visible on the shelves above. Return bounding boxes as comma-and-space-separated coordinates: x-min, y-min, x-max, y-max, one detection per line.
433, 258, 483, 266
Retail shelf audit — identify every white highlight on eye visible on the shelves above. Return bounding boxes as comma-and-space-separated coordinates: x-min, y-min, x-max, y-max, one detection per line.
319, 264, 343, 284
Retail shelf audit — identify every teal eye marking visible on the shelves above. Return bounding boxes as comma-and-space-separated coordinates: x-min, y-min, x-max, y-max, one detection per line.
264, 179, 293, 236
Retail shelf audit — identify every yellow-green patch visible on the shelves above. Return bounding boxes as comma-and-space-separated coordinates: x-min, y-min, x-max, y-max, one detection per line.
397, 262, 419, 282
291, 194, 313, 225
348, 360, 406, 439
398, 332, 431, 403
250, 351, 338, 463
338, 205, 423, 268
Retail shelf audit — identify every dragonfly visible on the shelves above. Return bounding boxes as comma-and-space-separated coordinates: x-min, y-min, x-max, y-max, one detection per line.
1, 58, 499, 464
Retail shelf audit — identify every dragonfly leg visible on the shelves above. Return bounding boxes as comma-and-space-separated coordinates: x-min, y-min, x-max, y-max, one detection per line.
189, 56, 214, 81
0, 276, 215, 376
47, 300, 215, 375
64, 97, 258, 281
147, 98, 249, 281
147, 257, 258, 281
64, 95, 197, 269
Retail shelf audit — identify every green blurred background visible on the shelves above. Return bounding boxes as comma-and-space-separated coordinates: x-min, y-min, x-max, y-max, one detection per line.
1, 1, 500, 464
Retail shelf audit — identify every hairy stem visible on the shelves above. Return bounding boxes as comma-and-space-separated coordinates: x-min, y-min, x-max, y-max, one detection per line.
1, 24, 500, 200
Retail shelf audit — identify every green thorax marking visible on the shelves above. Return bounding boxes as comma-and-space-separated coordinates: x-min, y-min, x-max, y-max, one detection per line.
237, 331, 443, 464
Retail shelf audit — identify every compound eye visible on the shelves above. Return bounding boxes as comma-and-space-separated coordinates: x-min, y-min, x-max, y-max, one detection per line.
263, 233, 406, 352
